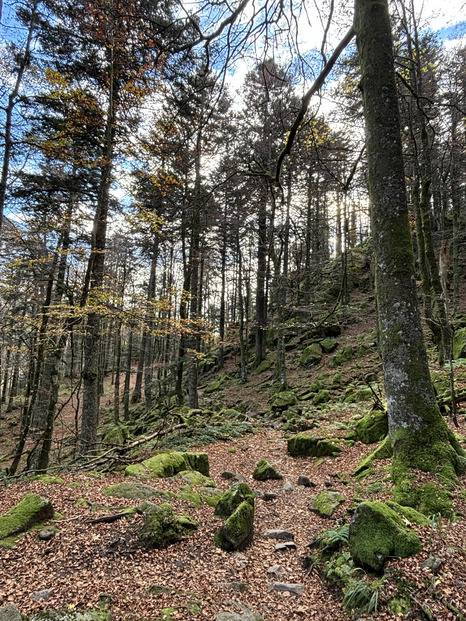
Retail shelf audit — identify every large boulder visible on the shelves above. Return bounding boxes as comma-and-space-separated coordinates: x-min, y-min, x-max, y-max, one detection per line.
140, 502, 199, 548
287, 434, 341, 458
349, 501, 422, 572
355, 410, 388, 444
125, 451, 209, 478
214, 482, 254, 519
215, 501, 254, 551
0, 494, 54, 544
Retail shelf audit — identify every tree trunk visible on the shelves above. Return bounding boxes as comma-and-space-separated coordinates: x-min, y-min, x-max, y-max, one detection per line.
354, 0, 464, 502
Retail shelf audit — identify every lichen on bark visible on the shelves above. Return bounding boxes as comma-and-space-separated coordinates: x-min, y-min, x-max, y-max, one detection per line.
354, 0, 465, 506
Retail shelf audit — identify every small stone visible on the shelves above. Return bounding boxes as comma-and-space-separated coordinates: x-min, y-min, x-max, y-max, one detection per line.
274, 541, 297, 552
221, 471, 236, 479
282, 481, 294, 492
0, 605, 22, 621
38, 525, 57, 541
297, 476, 315, 488
30, 589, 53, 602
254, 490, 263, 497
263, 529, 294, 541
268, 582, 305, 595
263, 493, 277, 501
214, 582, 249, 593
267, 564, 285, 577
421, 556, 443, 575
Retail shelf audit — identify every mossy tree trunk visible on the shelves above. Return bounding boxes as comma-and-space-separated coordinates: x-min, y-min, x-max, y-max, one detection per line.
354, 0, 464, 491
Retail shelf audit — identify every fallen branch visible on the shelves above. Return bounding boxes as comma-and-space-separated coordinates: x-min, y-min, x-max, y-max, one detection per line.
87, 512, 135, 525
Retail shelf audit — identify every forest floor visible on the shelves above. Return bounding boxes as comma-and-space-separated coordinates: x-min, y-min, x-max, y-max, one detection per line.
1, 408, 466, 620
2, 280, 466, 619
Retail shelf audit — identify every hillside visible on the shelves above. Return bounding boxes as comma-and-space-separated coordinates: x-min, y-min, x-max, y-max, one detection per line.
1, 260, 466, 621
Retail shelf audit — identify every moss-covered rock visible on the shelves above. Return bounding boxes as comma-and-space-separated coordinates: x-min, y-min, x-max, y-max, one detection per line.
124, 451, 209, 478
214, 482, 255, 519
30, 612, 111, 621
177, 470, 215, 487
453, 327, 466, 359
102, 424, 130, 445
343, 387, 374, 403
353, 435, 393, 477
312, 390, 331, 406
200, 487, 224, 507
178, 486, 203, 507
0, 494, 54, 543
355, 410, 388, 444
270, 391, 298, 411
349, 501, 422, 572
309, 491, 345, 517
254, 359, 273, 374
140, 502, 199, 548
393, 478, 454, 518
287, 434, 341, 458
300, 343, 323, 367
320, 338, 338, 354
31, 475, 65, 484
204, 373, 229, 394
385, 501, 430, 526
215, 500, 254, 551
183, 452, 210, 476
103, 482, 159, 499
252, 459, 282, 481
329, 345, 355, 368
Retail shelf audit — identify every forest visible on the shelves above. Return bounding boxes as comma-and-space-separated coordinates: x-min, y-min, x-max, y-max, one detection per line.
0, 0, 466, 619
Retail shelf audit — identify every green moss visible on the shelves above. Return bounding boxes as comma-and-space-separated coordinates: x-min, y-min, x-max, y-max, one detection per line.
0, 494, 54, 542
349, 501, 422, 572
353, 436, 392, 477
124, 451, 209, 479
178, 485, 202, 507
30, 611, 111, 621
453, 327, 466, 359
215, 500, 254, 551
178, 470, 215, 487
102, 424, 130, 445
343, 387, 374, 404
385, 501, 430, 526
214, 482, 254, 519
200, 487, 223, 507
388, 597, 411, 615
31, 475, 65, 484
103, 483, 159, 499
310, 491, 345, 517
254, 359, 273, 374
321, 338, 337, 353
204, 373, 229, 394
140, 502, 199, 548
312, 390, 331, 405
391, 419, 465, 515
252, 459, 282, 481
300, 343, 323, 366
354, 410, 388, 444
270, 391, 298, 411
182, 452, 210, 476
287, 434, 341, 458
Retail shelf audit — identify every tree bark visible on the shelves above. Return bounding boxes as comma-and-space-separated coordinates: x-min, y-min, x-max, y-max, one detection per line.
354, 0, 464, 496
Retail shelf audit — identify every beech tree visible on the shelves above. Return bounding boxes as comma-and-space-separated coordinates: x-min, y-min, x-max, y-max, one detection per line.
354, 0, 464, 504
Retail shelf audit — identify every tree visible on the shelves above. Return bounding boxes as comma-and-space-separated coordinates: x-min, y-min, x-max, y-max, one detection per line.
354, 0, 464, 507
